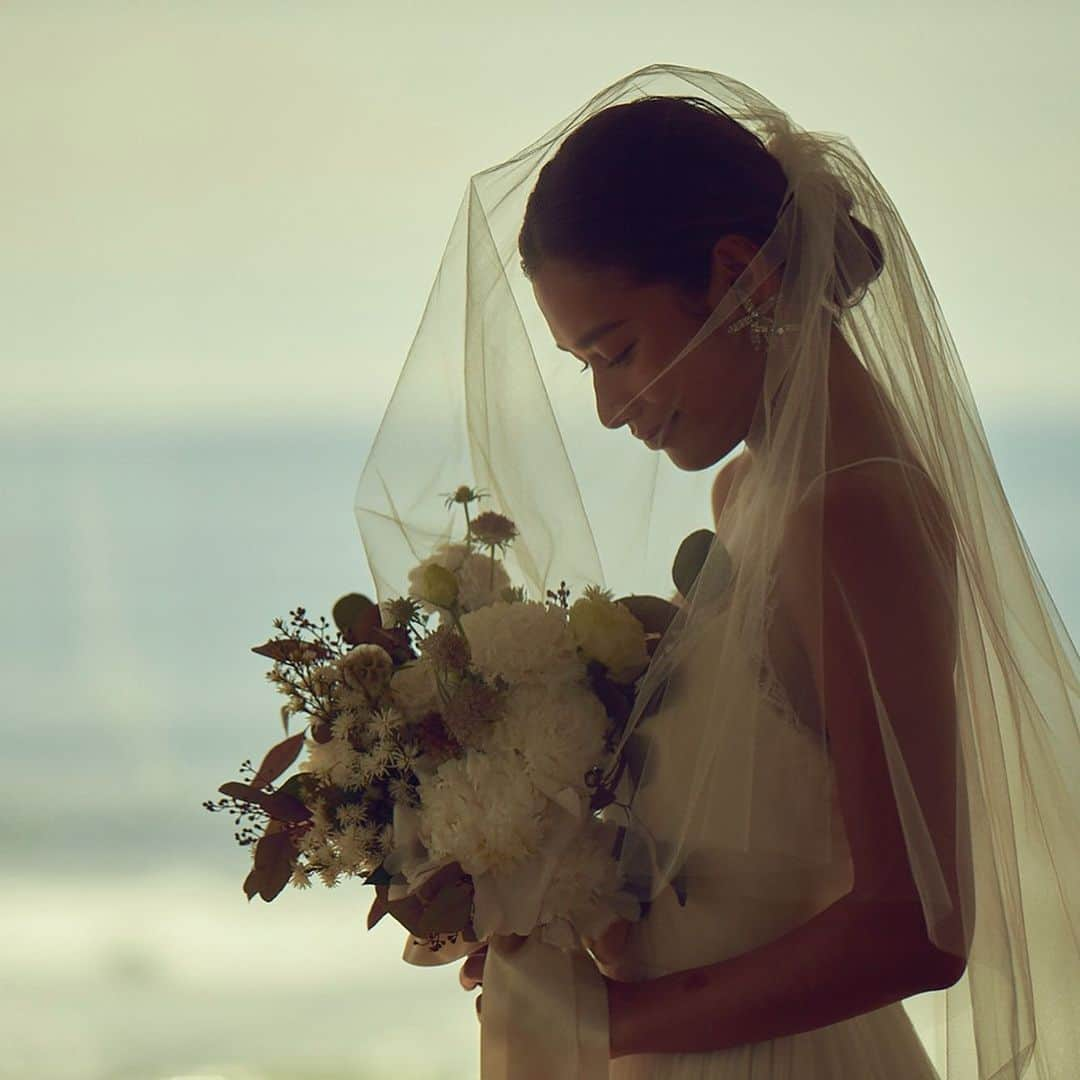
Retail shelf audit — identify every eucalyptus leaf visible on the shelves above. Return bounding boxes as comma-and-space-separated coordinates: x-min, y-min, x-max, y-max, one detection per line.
672, 529, 716, 598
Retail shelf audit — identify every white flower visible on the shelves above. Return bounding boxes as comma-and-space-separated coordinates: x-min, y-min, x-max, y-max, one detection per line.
370, 706, 404, 740
389, 661, 440, 720
417, 749, 547, 876
298, 734, 352, 781
290, 865, 313, 890
334, 824, 372, 870
538, 818, 627, 937
455, 551, 512, 612
407, 543, 469, 614
336, 803, 368, 829
459, 601, 585, 688
408, 542, 512, 615
487, 681, 608, 792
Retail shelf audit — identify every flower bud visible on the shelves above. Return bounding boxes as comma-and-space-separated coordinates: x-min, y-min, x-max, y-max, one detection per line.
412, 564, 459, 609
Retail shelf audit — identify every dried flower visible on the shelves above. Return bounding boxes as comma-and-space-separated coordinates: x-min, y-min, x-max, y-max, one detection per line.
415, 710, 464, 767
340, 644, 394, 695
469, 511, 518, 550
441, 676, 507, 750
382, 596, 422, 629
419, 625, 472, 672
443, 484, 488, 509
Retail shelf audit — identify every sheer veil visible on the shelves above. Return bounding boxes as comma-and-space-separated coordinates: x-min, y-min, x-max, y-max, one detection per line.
355, 64, 1079, 1079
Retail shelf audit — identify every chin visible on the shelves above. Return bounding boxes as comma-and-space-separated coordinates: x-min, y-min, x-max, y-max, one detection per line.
665, 434, 730, 473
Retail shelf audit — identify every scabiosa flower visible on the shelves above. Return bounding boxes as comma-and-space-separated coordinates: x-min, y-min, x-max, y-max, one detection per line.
469, 510, 518, 550
442, 675, 507, 750
419, 625, 472, 672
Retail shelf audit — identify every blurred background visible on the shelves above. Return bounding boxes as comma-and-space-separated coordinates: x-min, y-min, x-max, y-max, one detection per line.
3, 3, 1077, 1078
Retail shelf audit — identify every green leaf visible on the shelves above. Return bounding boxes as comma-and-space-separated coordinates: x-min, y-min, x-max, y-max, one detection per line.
250, 732, 306, 790
363, 864, 393, 887
332, 593, 381, 645
613, 594, 679, 638
672, 529, 716, 598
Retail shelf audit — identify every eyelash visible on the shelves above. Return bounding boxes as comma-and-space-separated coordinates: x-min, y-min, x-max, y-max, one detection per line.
580, 344, 634, 374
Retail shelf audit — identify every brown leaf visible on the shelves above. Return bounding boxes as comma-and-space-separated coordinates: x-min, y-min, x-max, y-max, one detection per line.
242, 866, 262, 901
374, 863, 473, 937
367, 891, 390, 930
253, 829, 296, 902
250, 732, 306, 789
218, 781, 312, 823
251, 638, 333, 663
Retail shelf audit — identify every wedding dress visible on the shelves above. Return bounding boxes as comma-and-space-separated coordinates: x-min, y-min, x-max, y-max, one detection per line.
356, 64, 1080, 1079
601, 461, 942, 1079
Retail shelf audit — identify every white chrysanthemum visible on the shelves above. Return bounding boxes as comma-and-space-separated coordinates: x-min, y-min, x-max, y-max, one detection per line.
459, 602, 585, 687
389, 661, 440, 720
539, 818, 625, 936
417, 749, 547, 876
290, 865, 313, 890
487, 681, 608, 791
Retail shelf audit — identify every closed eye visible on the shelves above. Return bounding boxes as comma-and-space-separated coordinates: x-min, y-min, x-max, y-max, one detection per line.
580, 343, 635, 374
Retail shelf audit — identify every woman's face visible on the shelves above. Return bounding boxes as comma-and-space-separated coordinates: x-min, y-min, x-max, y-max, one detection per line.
530, 240, 774, 471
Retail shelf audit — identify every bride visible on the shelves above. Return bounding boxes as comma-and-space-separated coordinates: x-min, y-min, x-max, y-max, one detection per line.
356, 65, 1078, 1079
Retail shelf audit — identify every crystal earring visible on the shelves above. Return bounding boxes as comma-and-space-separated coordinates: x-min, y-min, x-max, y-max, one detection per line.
725, 293, 800, 352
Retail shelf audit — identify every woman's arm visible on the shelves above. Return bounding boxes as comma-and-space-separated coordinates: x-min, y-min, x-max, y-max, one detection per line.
609, 464, 967, 1059
606, 888, 962, 1058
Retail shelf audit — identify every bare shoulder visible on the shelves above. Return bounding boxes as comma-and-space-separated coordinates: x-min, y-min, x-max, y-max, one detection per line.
710, 451, 753, 527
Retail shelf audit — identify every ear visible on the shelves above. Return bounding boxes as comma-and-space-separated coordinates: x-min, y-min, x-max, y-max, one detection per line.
706, 234, 774, 311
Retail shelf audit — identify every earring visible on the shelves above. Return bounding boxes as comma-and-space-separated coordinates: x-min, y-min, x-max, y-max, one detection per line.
725, 294, 800, 352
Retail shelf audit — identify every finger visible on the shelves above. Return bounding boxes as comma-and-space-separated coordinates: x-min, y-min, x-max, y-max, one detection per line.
460, 953, 485, 991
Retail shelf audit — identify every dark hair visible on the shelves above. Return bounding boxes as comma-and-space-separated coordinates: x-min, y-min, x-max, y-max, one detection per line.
518, 96, 884, 311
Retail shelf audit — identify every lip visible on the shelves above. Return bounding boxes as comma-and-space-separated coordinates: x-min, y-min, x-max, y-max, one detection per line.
643, 411, 678, 450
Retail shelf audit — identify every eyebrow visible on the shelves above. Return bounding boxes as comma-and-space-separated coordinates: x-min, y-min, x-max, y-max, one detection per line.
556, 319, 628, 353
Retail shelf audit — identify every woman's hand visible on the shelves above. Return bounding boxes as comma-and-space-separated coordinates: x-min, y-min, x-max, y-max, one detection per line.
582, 916, 633, 968
460, 942, 488, 1019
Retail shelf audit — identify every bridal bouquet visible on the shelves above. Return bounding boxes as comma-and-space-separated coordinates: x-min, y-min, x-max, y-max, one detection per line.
206, 485, 687, 955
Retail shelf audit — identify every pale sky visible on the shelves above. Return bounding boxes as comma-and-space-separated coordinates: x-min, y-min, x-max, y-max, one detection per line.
3, 2, 1078, 431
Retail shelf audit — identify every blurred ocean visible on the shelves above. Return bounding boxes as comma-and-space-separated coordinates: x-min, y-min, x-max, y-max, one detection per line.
2, 415, 1076, 1080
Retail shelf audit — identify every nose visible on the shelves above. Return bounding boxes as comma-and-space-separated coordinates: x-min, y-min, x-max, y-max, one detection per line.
595, 380, 639, 431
